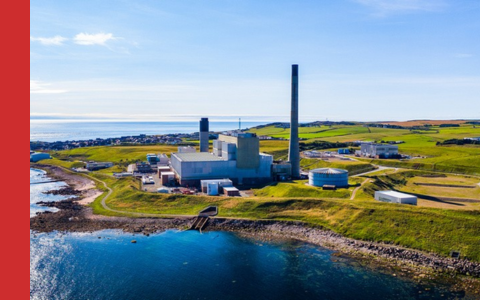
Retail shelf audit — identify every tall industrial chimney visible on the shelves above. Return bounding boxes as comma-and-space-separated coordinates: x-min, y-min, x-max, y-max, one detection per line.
199, 118, 209, 152
288, 65, 300, 178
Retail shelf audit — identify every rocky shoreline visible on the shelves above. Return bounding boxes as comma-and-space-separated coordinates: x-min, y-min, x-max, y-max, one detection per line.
31, 199, 480, 279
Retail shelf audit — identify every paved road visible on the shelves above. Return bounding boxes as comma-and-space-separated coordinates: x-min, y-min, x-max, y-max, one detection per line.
61, 166, 197, 218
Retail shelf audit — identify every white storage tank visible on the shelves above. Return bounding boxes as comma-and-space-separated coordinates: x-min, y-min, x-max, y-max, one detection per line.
207, 182, 219, 196
374, 191, 417, 205
308, 168, 349, 188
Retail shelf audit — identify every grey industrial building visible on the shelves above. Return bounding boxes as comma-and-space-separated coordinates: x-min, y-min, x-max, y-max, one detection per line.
374, 190, 417, 205
360, 143, 398, 158
171, 132, 273, 186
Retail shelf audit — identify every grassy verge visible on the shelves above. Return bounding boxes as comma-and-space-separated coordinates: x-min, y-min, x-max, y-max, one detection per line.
253, 180, 352, 198
300, 158, 376, 175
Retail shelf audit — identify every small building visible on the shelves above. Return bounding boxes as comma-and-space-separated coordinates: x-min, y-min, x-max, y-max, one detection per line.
360, 143, 398, 158
308, 168, 349, 188
136, 162, 153, 173
200, 179, 233, 193
113, 172, 133, 178
86, 161, 113, 171
206, 182, 219, 196
30, 152, 51, 162
224, 186, 240, 197
157, 153, 170, 166
146, 153, 158, 164
160, 171, 176, 185
158, 166, 171, 177
374, 191, 417, 205
338, 148, 350, 154
147, 153, 170, 166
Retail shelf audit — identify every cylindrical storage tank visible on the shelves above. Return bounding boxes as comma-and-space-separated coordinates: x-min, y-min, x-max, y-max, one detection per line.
308, 168, 348, 187
207, 182, 219, 196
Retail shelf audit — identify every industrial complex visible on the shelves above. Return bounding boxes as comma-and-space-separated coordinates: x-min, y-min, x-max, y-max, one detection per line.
31, 64, 422, 205
164, 65, 302, 189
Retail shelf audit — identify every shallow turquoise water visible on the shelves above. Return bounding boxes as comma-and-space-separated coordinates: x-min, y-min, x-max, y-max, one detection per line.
30, 169, 468, 299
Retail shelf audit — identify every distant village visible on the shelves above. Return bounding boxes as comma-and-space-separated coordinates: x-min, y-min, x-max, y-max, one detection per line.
30, 132, 199, 151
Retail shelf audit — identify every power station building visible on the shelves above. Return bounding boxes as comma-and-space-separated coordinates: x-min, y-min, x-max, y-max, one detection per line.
171, 132, 273, 186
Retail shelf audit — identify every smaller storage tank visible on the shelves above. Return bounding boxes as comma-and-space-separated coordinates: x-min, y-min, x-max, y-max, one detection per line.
308, 168, 348, 188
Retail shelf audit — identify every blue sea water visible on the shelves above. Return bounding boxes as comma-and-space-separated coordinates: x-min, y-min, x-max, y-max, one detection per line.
30, 120, 267, 142
30, 169, 468, 299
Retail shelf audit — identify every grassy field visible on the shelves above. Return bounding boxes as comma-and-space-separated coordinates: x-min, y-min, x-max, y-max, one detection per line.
399, 175, 480, 200
89, 176, 480, 261
355, 170, 480, 209
251, 124, 480, 175
52, 145, 181, 163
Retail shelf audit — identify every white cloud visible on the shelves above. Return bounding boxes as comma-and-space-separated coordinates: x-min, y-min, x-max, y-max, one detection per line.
73, 33, 116, 46
354, 0, 447, 15
30, 35, 67, 46
30, 80, 68, 94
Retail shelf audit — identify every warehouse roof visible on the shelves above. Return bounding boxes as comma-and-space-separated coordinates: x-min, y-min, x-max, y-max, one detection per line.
173, 152, 225, 162
223, 187, 239, 192
376, 190, 416, 198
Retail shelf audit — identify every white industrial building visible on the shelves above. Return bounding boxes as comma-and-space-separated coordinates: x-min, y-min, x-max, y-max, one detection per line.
171, 133, 273, 186
374, 190, 417, 205
360, 143, 398, 158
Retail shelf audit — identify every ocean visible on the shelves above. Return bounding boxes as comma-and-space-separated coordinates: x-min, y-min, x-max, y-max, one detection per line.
30, 120, 268, 142
30, 169, 467, 300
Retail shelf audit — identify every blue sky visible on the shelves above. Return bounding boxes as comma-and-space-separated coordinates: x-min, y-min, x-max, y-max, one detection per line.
30, 0, 480, 122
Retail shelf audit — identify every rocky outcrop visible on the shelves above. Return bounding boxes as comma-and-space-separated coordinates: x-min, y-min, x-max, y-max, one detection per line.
43, 187, 82, 196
